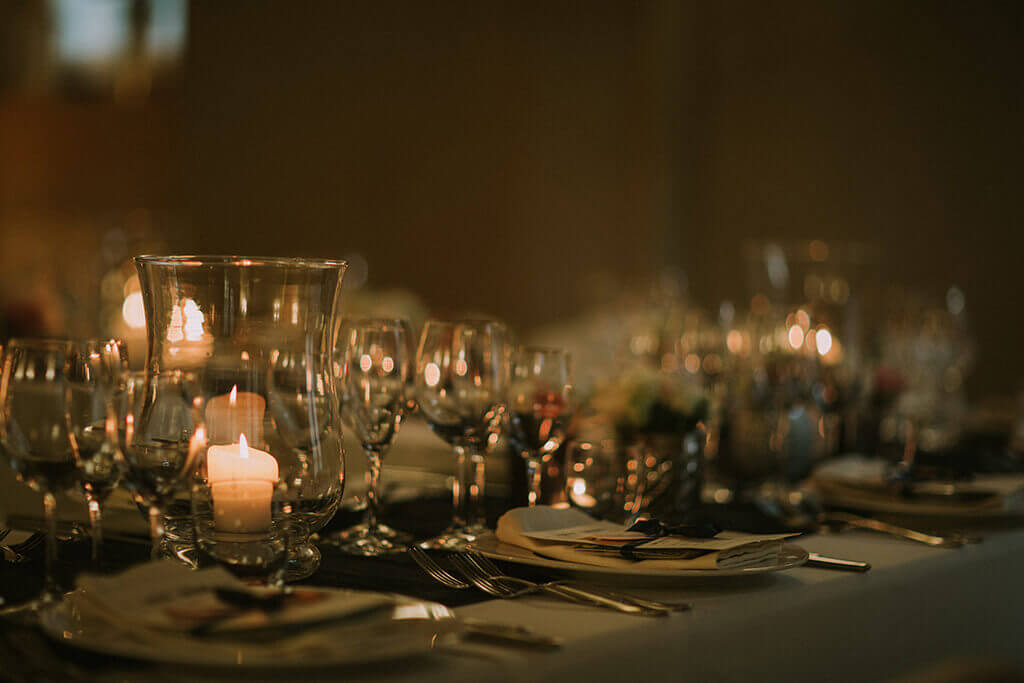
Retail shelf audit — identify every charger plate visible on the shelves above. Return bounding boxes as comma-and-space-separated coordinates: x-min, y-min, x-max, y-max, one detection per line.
469, 532, 808, 579
39, 588, 455, 669
812, 455, 1024, 519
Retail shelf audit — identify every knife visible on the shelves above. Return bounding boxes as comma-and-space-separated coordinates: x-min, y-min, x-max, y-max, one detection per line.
805, 552, 871, 572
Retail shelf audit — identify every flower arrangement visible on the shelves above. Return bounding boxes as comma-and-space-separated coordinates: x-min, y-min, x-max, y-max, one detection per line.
589, 365, 708, 438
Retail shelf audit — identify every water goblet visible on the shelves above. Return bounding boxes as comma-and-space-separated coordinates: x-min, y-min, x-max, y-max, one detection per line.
508, 347, 575, 506
415, 319, 508, 549
0, 339, 79, 601
65, 338, 129, 565
329, 318, 412, 555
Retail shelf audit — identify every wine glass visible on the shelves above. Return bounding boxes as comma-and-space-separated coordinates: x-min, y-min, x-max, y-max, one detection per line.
508, 347, 575, 506
65, 338, 129, 565
415, 319, 508, 549
0, 339, 78, 601
120, 368, 206, 559
328, 319, 411, 555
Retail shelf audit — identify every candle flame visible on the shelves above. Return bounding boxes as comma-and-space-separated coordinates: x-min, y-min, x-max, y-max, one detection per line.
229, 385, 238, 404
239, 432, 249, 458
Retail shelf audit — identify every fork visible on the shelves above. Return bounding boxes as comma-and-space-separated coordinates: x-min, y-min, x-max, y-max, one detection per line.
408, 547, 683, 615
462, 552, 692, 613
1, 533, 45, 563
821, 512, 971, 548
408, 545, 472, 589
447, 553, 666, 616
409, 546, 651, 614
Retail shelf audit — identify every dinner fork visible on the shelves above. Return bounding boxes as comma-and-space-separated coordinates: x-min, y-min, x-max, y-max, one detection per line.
1, 532, 45, 564
461, 551, 692, 613
447, 554, 666, 616
408, 546, 472, 589
408, 546, 616, 609
408, 547, 684, 614
821, 512, 971, 548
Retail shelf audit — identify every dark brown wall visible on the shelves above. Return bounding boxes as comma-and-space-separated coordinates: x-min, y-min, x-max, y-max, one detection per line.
3, 1, 1021, 395
688, 1, 1024, 395
179, 1, 690, 329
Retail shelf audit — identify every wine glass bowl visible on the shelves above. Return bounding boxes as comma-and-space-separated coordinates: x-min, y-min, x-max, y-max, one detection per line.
415, 319, 509, 548
65, 338, 129, 563
328, 318, 412, 555
0, 338, 79, 600
508, 347, 575, 506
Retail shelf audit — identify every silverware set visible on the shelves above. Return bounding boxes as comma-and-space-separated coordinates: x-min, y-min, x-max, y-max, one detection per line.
408, 546, 690, 617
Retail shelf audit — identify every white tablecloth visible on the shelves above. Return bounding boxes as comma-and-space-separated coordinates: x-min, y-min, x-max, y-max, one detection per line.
97, 529, 1024, 683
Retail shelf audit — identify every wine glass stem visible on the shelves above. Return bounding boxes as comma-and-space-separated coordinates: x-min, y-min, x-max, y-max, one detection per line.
148, 505, 165, 561
87, 496, 103, 566
42, 491, 59, 599
468, 449, 485, 528
451, 445, 468, 529
524, 452, 543, 506
364, 447, 383, 533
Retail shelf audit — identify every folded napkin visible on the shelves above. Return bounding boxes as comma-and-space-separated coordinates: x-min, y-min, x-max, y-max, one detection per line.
496, 507, 795, 570
76, 560, 395, 635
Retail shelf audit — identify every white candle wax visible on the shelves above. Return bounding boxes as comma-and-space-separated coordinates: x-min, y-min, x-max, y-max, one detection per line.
207, 433, 279, 533
205, 386, 266, 445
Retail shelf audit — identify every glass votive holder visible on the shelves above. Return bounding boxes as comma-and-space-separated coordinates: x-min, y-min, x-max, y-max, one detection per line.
192, 467, 289, 585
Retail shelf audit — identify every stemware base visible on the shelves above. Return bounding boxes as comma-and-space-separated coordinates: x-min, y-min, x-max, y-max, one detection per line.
417, 526, 479, 552
329, 523, 412, 556
286, 542, 321, 581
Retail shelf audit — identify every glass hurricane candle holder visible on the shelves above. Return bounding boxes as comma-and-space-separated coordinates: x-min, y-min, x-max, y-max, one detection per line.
135, 255, 347, 580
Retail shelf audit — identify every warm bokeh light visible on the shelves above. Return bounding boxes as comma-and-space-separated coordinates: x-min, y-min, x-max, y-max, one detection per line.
788, 325, 804, 349
815, 328, 833, 356
424, 362, 441, 387
684, 353, 700, 374
121, 291, 146, 329
726, 329, 744, 354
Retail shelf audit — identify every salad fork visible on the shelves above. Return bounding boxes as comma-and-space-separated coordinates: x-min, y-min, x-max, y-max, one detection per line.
462, 551, 692, 613
447, 554, 665, 616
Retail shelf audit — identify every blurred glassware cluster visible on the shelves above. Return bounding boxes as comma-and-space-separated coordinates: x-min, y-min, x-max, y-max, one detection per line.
541, 240, 981, 520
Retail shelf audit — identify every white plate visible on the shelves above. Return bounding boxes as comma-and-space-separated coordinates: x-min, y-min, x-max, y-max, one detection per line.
39, 588, 456, 669
469, 533, 808, 579
812, 455, 1024, 519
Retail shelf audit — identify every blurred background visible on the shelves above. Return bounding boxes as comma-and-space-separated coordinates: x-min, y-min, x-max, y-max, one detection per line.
1, 0, 1022, 399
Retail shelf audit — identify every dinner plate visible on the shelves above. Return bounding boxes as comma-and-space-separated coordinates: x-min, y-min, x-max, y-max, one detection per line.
39, 588, 456, 669
812, 455, 1024, 519
469, 533, 808, 579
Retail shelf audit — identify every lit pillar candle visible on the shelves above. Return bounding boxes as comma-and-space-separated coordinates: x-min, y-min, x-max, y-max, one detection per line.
205, 385, 266, 445
207, 433, 279, 533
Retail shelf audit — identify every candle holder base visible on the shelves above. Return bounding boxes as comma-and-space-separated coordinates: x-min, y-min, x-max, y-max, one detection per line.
285, 541, 321, 581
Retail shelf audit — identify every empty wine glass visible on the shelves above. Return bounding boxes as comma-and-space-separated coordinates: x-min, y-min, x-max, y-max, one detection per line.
415, 319, 508, 549
0, 339, 78, 601
120, 369, 206, 559
328, 319, 411, 555
508, 347, 575, 506
65, 338, 129, 565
